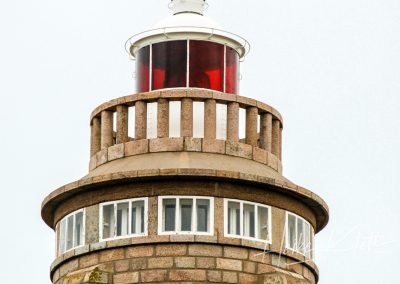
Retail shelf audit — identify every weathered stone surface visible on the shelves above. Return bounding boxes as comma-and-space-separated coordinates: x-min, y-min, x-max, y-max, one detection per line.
156, 244, 187, 256
188, 244, 222, 257
125, 139, 149, 156
169, 269, 207, 281
140, 270, 167, 282
174, 257, 196, 268
113, 271, 139, 283
216, 258, 243, 271
224, 246, 249, 260
147, 257, 173, 269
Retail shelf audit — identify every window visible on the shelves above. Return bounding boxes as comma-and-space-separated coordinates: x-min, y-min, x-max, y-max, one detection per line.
286, 212, 312, 258
58, 209, 85, 255
100, 198, 147, 241
158, 196, 214, 235
224, 199, 271, 243
135, 40, 239, 94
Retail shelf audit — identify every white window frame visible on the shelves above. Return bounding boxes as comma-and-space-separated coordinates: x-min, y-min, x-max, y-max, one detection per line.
99, 198, 148, 241
57, 209, 85, 255
285, 212, 313, 258
224, 199, 272, 243
158, 196, 214, 236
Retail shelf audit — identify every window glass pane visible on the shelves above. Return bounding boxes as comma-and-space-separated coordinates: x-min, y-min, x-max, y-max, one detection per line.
163, 199, 176, 232
228, 201, 240, 235
257, 206, 269, 240
189, 40, 224, 91
152, 41, 187, 90
74, 211, 84, 247
243, 203, 255, 238
197, 199, 210, 232
225, 47, 239, 94
180, 199, 193, 231
288, 214, 296, 249
136, 46, 150, 92
59, 219, 66, 254
102, 204, 115, 239
131, 200, 144, 234
297, 218, 304, 254
116, 202, 129, 237
66, 215, 74, 250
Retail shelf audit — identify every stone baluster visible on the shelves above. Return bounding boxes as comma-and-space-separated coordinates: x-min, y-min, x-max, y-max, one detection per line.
245, 107, 258, 146
135, 101, 147, 139
204, 99, 216, 139
272, 119, 280, 157
260, 113, 272, 152
90, 116, 101, 156
278, 124, 282, 160
227, 102, 239, 142
181, 98, 193, 137
157, 98, 169, 138
116, 105, 128, 144
101, 110, 113, 149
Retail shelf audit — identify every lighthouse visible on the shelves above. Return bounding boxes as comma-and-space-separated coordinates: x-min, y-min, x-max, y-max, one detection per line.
41, 1, 329, 283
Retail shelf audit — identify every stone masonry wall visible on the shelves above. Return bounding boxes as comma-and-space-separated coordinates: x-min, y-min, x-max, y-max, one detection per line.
53, 244, 315, 284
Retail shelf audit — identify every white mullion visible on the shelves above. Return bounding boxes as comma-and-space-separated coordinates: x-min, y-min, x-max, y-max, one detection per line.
254, 205, 259, 239
138, 200, 143, 234
224, 199, 228, 235
128, 201, 132, 236
149, 44, 153, 91
72, 214, 76, 248
99, 205, 103, 241
114, 203, 117, 238
193, 198, 197, 233
186, 40, 190, 87
295, 215, 298, 252
268, 207, 271, 242
285, 213, 289, 249
176, 198, 180, 233
81, 209, 85, 247
223, 45, 226, 93
239, 202, 243, 237
140, 199, 145, 235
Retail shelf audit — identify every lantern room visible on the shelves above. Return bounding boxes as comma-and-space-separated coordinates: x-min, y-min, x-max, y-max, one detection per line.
126, 0, 249, 94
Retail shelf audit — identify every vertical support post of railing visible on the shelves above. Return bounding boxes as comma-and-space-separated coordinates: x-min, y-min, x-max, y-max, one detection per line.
135, 101, 147, 139
204, 99, 216, 139
279, 124, 282, 160
101, 110, 113, 149
181, 98, 193, 137
157, 98, 169, 138
246, 107, 258, 146
260, 113, 272, 151
90, 116, 101, 156
227, 102, 239, 142
116, 105, 128, 144
272, 119, 280, 157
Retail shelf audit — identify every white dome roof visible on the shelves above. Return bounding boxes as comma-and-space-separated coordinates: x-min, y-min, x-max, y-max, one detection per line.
125, 1, 249, 59
152, 12, 223, 30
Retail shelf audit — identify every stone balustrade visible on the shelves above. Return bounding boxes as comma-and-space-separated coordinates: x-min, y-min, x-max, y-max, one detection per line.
89, 89, 283, 172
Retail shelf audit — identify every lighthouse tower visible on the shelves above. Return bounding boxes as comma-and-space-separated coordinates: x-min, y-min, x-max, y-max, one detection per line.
41, 1, 329, 283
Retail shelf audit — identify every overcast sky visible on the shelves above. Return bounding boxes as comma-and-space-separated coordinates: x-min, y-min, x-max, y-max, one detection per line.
1, 0, 399, 283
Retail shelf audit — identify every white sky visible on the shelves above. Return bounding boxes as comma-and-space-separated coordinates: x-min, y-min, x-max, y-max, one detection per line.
1, 0, 399, 283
